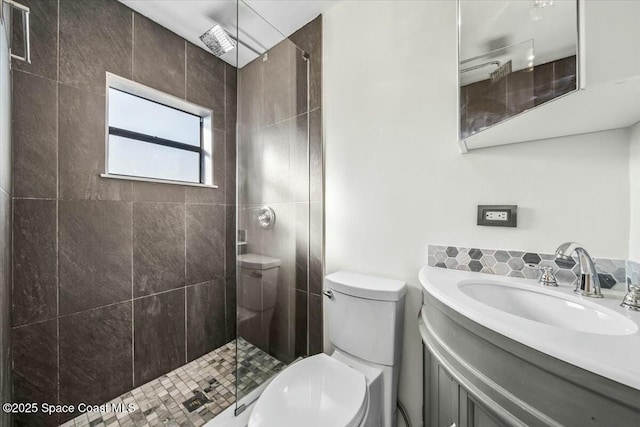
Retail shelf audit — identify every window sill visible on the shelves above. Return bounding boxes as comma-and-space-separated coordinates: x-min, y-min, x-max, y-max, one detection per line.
100, 174, 218, 189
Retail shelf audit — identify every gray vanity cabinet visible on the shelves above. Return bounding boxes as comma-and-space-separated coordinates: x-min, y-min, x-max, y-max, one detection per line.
426, 351, 506, 427
420, 291, 640, 427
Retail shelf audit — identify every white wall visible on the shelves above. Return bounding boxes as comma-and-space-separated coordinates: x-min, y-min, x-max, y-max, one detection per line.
323, 1, 631, 426
629, 121, 640, 262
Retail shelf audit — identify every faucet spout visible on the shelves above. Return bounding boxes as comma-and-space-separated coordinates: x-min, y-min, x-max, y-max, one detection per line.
555, 242, 602, 298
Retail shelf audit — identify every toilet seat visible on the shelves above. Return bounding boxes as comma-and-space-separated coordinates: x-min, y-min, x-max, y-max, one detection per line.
248, 353, 368, 427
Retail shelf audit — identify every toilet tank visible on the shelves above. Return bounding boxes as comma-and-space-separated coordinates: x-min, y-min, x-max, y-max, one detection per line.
325, 271, 407, 366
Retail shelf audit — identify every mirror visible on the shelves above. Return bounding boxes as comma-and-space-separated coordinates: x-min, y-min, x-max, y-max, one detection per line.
458, 0, 579, 140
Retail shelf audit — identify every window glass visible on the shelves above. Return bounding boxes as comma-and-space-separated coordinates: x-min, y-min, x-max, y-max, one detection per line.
108, 135, 200, 183
108, 88, 201, 147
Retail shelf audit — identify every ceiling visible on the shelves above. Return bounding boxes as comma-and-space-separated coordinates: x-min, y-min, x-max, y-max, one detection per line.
119, 0, 340, 68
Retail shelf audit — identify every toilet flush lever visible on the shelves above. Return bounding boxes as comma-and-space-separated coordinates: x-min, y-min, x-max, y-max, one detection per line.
322, 290, 334, 299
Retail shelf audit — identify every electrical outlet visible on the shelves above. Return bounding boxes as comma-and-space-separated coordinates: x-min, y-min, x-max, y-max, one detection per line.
477, 205, 517, 227
485, 211, 508, 221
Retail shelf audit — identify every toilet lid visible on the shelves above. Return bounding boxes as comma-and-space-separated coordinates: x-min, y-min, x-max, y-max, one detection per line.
248, 354, 368, 427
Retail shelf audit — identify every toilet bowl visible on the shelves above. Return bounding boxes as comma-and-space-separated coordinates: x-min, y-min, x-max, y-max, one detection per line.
248, 354, 370, 427
248, 271, 407, 427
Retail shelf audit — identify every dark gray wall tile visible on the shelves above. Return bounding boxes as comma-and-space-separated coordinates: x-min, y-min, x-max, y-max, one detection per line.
555, 56, 577, 97
185, 130, 225, 204
294, 48, 309, 117
12, 320, 58, 427
186, 280, 225, 361
134, 290, 185, 386
13, 199, 57, 326
269, 277, 291, 363
237, 131, 262, 205
309, 201, 323, 295
293, 289, 307, 359
295, 203, 309, 292
225, 63, 237, 134
59, 0, 132, 94
186, 204, 225, 285
290, 114, 309, 203
262, 204, 295, 290
506, 69, 534, 116
464, 77, 507, 137
289, 15, 322, 112
133, 202, 185, 297
186, 43, 225, 130
0, 190, 10, 424
133, 14, 185, 98
534, 61, 555, 106
12, 0, 59, 80
59, 303, 133, 407
262, 120, 290, 203
225, 205, 236, 279
262, 40, 295, 126
59, 83, 132, 201
238, 57, 262, 133
12, 71, 57, 198
225, 277, 236, 344
310, 108, 323, 202
59, 200, 132, 315
225, 131, 236, 206
309, 293, 323, 355
133, 182, 185, 203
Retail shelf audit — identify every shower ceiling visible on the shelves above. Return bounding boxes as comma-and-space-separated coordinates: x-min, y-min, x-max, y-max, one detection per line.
119, 0, 340, 67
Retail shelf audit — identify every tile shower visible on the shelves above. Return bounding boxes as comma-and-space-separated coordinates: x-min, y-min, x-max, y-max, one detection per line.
7, 0, 323, 426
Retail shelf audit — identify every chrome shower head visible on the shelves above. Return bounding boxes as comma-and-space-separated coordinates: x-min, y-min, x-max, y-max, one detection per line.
200, 24, 236, 57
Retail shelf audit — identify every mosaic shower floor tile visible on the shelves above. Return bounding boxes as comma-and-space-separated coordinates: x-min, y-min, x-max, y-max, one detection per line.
61, 338, 285, 427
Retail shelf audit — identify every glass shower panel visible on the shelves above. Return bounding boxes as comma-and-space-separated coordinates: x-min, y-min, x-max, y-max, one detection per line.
234, 0, 311, 410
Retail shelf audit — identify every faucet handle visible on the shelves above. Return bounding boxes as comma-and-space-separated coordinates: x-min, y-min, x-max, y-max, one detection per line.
621, 284, 640, 311
526, 263, 558, 287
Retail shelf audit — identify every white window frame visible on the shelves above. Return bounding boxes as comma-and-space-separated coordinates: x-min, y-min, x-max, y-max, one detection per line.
101, 72, 216, 188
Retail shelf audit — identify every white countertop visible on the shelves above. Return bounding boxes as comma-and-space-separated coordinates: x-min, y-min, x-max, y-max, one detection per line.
419, 266, 640, 391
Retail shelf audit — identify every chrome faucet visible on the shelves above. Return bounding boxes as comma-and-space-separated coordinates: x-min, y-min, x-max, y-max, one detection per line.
555, 242, 602, 298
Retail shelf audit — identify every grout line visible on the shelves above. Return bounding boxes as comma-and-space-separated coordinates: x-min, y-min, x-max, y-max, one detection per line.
184, 40, 187, 101
131, 12, 134, 79
12, 282, 223, 331
305, 47, 311, 356
131, 200, 135, 388
56, 0, 60, 82
184, 286, 187, 363
184, 197, 188, 363
56, 0, 61, 404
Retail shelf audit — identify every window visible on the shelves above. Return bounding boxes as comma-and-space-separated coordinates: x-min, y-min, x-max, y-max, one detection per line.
104, 73, 214, 186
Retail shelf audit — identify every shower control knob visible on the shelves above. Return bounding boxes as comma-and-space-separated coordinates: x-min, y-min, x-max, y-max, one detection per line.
322, 290, 334, 299
258, 206, 276, 229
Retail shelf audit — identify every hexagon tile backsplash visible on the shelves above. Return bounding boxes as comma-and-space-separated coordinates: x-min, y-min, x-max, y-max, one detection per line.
427, 245, 626, 290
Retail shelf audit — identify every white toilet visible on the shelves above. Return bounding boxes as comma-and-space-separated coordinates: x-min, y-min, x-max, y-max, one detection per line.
237, 254, 281, 353
248, 271, 407, 427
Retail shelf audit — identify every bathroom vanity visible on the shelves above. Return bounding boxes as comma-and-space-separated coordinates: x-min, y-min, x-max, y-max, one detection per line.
419, 267, 640, 427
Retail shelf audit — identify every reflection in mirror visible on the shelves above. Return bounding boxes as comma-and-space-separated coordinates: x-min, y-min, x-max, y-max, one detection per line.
459, 0, 579, 139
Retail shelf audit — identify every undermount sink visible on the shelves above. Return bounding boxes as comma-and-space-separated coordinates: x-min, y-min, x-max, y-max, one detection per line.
458, 281, 638, 336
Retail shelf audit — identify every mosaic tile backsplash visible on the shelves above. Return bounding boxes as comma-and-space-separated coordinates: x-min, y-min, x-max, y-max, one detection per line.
428, 245, 626, 290
626, 260, 640, 288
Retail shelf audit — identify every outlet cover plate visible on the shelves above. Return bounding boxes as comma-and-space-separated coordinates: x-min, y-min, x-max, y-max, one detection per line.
477, 205, 517, 227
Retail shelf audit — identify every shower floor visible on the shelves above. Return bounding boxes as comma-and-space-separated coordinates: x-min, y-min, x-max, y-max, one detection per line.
61, 338, 285, 427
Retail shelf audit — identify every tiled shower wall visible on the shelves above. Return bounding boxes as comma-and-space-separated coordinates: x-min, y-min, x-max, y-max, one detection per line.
0, 5, 12, 426
10, 0, 236, 425
237, 16, 323, 363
